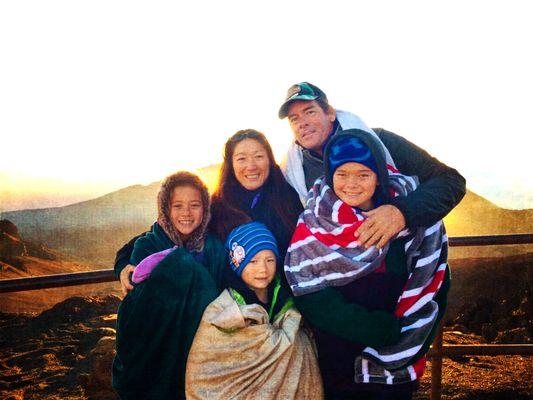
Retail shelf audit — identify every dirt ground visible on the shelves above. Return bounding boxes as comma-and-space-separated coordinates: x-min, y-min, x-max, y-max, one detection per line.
1, 302, 531, 400
415, 331, 532, 400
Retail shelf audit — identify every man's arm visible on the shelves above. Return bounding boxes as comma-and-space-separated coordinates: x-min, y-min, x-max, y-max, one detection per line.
356, 128, 466, 248
376, 128, 466, 227
114, 233, 144, 295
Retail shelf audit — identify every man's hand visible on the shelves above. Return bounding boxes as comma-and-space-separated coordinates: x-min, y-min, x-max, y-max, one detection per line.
119, 265, 135, 296
355, 205, 406, 249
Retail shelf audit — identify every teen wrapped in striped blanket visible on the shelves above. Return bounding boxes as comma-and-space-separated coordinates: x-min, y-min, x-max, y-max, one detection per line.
284, 165, 448, 385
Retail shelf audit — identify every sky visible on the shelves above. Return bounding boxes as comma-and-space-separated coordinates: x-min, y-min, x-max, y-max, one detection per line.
1, 0, 532, 212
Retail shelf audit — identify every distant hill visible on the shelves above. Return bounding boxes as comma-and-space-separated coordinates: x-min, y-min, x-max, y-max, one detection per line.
0, 165, 221, 267
1, 163, 531, 266
0, 219, 120, 313
443, 190, 533, 258
444, 190, 533, 236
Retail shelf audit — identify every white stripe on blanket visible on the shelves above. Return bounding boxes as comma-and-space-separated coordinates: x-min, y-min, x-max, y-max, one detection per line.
415, 249, 442, 269
408, 366, 417, 381
288, 235, 361, 252
385, 369, 393, 385
362, 358, 370, 383
401, 308, 439, 333
332, 199, 342, 223
330, 241, 360, 250
293, 267, 378, 289
405, 237, 415, 251
284, 252, 342, 273
306, 224, 355, 236
404, 293, 438, 317
287, 235, 317, 252
285, 245, 378, 273
425, 221, 443, 236
364, 344, 424, 363
399, 263, 447, 300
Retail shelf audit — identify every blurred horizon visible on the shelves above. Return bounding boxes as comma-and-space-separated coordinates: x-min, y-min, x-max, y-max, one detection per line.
1, 162, 531, 213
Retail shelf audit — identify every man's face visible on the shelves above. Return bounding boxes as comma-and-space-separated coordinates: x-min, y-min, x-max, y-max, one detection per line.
287, 100, 336, 154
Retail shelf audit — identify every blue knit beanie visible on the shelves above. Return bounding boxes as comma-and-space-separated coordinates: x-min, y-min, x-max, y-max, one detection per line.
327, 135, 378, 184
225, 222, 279, 277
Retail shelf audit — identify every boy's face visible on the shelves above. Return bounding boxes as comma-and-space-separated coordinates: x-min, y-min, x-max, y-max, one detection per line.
241, 249, 276, 292
169, 185, 203, 240
333, 162, 378, 210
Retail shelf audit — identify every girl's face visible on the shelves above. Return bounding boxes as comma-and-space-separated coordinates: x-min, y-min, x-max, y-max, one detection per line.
241, 249, 277, 292
333, 162, 378, 210
169, 185, 204, 240
232, 138, 270, 190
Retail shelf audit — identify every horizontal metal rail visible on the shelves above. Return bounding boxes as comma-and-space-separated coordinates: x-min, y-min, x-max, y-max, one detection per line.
0, 269, 116, 293
448, 233, 533, 246
428, 343, 533, 356
1, 234, 532, 294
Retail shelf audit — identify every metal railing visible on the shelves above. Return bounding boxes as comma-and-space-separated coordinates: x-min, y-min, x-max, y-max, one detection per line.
425, 233, 533, 400
1, 233, 532, 400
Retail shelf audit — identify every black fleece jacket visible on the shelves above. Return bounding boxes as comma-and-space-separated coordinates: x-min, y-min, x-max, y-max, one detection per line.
302, 127, 466, 228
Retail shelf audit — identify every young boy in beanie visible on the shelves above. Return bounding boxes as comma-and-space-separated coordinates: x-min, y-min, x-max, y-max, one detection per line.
285, 129, 450, 399
224, 221, 291, 319
185, 221, 323, 400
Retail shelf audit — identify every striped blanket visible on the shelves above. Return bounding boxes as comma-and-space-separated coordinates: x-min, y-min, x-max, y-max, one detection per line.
284, 171, 448, 384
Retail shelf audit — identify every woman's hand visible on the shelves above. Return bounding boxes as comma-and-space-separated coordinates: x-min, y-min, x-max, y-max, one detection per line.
355, 205, 406, 249
119, 265, 135, 296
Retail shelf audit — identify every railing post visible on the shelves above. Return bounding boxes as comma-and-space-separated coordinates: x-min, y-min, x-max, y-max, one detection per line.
430, 323, 444, 400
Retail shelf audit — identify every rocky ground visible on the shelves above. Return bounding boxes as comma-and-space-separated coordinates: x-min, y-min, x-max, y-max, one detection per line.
416, 330, 532, 400
0, 296, 120, 400
0, 295, 531, 400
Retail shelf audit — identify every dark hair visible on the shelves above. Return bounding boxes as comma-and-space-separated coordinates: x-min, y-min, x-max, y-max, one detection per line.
157, 171, 210, 251
209, 129, 301, 241
315, 98, 332, 114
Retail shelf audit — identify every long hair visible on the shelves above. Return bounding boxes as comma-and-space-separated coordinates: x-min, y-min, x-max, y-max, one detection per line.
209, 129, 301, 241
157, 171, 210, 251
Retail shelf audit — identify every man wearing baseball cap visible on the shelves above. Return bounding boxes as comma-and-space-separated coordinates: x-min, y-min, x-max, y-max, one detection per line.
278, 81, 466, 249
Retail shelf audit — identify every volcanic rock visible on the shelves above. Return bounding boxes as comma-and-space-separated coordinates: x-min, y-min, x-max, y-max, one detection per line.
80, 336, 117, 400
0, 219, 27, 262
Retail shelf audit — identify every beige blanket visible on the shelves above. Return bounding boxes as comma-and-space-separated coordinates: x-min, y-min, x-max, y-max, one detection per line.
185, 290, 323, 399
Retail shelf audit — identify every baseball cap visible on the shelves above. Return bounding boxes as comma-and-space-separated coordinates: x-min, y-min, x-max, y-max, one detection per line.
278, 82, 329, 119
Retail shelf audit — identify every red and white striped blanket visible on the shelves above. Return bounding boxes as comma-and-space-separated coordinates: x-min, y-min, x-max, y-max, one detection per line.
284, 170, 448, 384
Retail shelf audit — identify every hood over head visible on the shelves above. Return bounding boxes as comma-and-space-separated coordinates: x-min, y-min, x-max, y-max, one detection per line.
157, 171, 211, 251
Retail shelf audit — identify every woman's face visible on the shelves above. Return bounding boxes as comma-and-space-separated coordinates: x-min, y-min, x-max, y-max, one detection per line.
169, 185, 204, 240
241, 249, 277, 292
333, 162, 378, 210
232, 138, 270, 190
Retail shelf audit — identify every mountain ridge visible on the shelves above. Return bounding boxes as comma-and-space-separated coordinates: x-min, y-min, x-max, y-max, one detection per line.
1, 163, 531, 266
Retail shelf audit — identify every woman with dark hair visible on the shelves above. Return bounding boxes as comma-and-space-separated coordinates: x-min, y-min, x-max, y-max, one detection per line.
113, 129, 302, 295
209, 129, 303, 258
